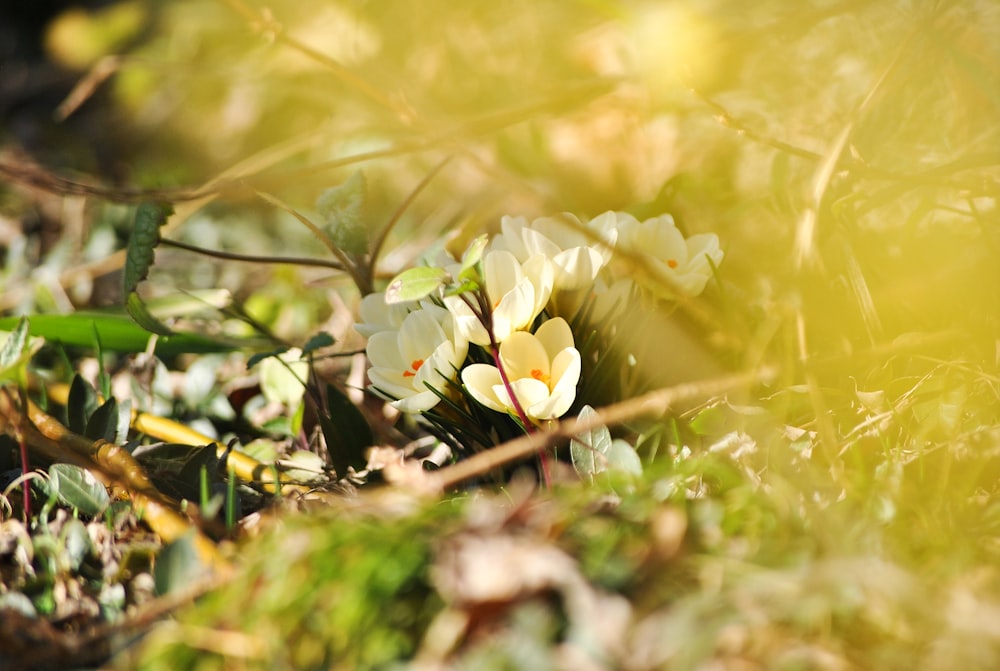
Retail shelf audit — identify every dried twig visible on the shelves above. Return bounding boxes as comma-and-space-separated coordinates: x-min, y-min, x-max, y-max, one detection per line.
428, 366, 777, 492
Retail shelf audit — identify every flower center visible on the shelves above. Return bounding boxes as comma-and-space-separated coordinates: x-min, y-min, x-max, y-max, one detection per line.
403, 359, 425, 378
667, 259, 678, 269
530, 368, 549, 384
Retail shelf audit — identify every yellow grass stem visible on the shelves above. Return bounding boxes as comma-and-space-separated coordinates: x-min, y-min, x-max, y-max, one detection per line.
0, 387, 227, 571
43, 382, 307, 497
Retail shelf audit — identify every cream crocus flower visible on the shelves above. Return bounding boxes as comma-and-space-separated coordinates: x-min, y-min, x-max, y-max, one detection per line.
494, 212, 617, 291
444, 249, 554, 346
366, 305, 468, 413
354, 292, 414, 338
461, 317, 580, 422
614, 213, 723, 296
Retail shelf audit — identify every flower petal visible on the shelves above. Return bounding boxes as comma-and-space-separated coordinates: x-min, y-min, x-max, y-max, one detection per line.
461, 364, 506, 412
499, 331, 549, 381
500, 378, 552, 415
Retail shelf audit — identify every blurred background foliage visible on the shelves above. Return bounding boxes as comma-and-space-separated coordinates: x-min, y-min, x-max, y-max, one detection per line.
1, 0, 999, 668
2, 0, 998, 490
3, 0, 996, 355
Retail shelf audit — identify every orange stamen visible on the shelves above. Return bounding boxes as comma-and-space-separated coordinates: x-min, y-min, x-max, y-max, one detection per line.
667, 259, 679, 269
530, 369, 549, 384
403, 359, 424, 378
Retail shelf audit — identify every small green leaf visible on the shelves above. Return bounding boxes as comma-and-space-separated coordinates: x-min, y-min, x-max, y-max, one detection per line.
127, 292, 174, 336
281, 450, 329, 485
60, 518, 92, 572
317, 170, 368, 255
303, 332, 336, 354
0, 317, 29, 370
154, 532, 209, 596
459, 234, 489, 273
443, 278, 480, 297
688, 404, 727, 436
124, 202, 173, 294
47, 464, 110, 517
570, 405, 613, 479
0, 317, 41, 384
605, 439, 642, 475
384, 266, 449, 304
247, 347, 289, 370
67, 375, 99, 436
85, 397, 119, 443
320, 383, 372, 477
258, 348, 309, 408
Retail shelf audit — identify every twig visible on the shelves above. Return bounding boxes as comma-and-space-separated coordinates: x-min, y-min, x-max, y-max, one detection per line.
428, 366, 777, 492
368, 155, 454, 287
159, 237, 345, 270
251, 188, 371, 295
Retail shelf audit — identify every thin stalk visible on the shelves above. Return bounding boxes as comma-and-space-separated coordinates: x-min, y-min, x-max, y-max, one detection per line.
160, 238, 345, 270
368, 155, 453, 286
460, 291, 552, 486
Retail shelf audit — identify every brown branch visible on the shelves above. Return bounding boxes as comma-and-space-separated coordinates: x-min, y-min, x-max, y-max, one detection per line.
427, 366, 777, 492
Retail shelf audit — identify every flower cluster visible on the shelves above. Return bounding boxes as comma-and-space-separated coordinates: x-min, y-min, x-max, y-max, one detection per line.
356, 210, 723, 447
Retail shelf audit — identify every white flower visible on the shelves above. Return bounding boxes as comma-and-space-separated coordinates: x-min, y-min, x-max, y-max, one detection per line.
494, 212, 617, 291
366, 305, 468, 413
354, 292, 414, 338
444, 249, 553, 345
614, 213, 723, 296
461, 317, 581, 422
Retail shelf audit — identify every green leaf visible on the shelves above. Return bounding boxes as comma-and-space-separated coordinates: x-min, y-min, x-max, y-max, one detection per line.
127, 292, 175, 336
605, 439, 642, 476
319, 383, 372, 477
570, 405, 613, 479
444, 278, 480, 297
247, 347, 289, 370
384, 266, 449, 304
688, 404, 727, 436
0, 313, 246, 356
0, 317, 29, 370
133, 443, 220, 502
47, 464, 110, 517
459, 234, 489, 273
316, 170, 368, 255
303, 332, 335, 354
281, 450, 329, 485
67, 375, 99, 435
0, 317, 41, 384
60, 518, 92, 572
258, 349, 309, 408
85, 397, 119, 443
154, 532, 209, 596
124, 202, 173, 294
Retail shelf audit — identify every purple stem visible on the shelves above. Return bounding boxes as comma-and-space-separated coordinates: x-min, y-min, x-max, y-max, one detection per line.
461, 291, 552, 486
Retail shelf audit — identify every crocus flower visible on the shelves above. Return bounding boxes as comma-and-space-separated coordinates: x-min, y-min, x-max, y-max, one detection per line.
494, 212, 617, 291
366, 305, 468, 413
444, 249, 554, 345
614, 213, 723, 296
461, 317, 580, 422
354, 292, 415, 338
